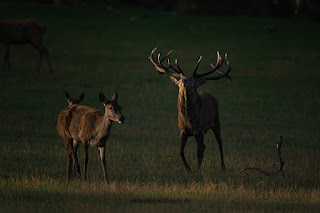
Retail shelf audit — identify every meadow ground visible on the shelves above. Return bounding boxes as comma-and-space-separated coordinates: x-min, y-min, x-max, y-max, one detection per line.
0, 1, 319, 212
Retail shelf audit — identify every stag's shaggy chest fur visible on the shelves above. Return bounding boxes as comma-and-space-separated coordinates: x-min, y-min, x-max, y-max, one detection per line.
177, 88, 202, 135
178, 89, 218, 136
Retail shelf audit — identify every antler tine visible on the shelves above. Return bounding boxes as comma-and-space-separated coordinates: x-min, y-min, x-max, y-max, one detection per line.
195, 51, 227, 79
160, 50, 173, 63
157, 53, 162, 65
159, 51, 182, 74
174, 59, 184, 74
167, 59, 180, 73
193, 55, 203, 77
206, 61, 231, 82
148, 47, 181, 78
148, 47, 159, 67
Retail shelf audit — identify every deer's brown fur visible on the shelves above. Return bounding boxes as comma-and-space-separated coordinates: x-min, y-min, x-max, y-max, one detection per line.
0, 19, 52, 74
149, 48, 231, 172
57, 92, 84, 142
57, 92, 125, 183
178, 90, 219, 134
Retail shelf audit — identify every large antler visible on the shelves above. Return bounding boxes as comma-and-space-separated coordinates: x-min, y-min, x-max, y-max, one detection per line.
193, 51, 231, 82
148, 47, 185, 78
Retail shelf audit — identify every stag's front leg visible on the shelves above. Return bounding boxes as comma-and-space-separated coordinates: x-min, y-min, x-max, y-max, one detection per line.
195, 133, 205, 171
99, 146, 110, 183
180, 131, 191, 171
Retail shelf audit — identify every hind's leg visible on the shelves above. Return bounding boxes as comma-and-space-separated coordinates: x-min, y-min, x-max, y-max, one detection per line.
65, 141, 73, 180
72, 142, 81, 180
83, 143, 88, 181
99, 146, 109, 183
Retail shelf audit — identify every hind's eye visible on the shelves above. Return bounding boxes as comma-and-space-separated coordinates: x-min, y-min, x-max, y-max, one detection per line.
109, 106, 113, 110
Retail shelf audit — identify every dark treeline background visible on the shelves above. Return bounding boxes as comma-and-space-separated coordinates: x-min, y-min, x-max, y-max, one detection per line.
27, 0, 320, 18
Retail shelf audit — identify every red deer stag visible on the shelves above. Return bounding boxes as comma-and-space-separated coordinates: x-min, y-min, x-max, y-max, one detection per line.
57, 91, 125, 183
0, 19, 52, 74
149, 47, 231, 172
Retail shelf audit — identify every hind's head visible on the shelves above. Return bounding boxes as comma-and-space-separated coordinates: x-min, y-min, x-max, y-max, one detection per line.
99, 91, 125, 124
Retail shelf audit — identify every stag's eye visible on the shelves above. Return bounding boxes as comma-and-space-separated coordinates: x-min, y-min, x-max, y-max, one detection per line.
109, 106, 113, 110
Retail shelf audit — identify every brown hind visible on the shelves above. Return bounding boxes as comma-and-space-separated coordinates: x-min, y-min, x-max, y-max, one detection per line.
57, 92, 125, 183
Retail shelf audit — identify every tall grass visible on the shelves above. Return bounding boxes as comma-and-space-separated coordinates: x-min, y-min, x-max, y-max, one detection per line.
0, 0, 320, 211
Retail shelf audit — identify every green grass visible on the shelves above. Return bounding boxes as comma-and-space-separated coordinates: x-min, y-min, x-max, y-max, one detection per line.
0, 0, 320, 212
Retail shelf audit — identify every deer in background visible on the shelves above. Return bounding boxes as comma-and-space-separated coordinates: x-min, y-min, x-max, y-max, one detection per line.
57, 91, 125, 183
149, 47, 231, 172
0, 19, 53, 74
65, 91, 84, 106
57, 91, 84, 177
57, 91, 85, 140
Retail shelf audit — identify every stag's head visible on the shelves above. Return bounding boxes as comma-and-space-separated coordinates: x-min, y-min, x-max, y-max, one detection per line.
99, 92, 125, 124
65, 91, 84, 106
148, 47, 231, 91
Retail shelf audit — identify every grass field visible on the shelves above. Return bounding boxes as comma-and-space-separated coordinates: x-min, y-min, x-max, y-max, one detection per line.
0, 0, 320, 212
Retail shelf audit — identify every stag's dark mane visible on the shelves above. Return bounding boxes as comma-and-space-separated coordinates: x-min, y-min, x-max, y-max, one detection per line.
177, 84, 202, 135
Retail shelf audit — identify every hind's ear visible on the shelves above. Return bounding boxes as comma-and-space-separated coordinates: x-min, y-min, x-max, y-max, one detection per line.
111, 91, 118, 102
78, 93, 84, 102
65, 91, 71, 100
99, 93, 111, 105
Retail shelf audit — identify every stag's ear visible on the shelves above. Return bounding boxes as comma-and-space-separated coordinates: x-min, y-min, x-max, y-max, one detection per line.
78, 93, 84, 102
99, 93, 110, 105
65, 91, 71, 101
111, 91, 118, 102
170, 76, 179, 86
196, 77, 207, 87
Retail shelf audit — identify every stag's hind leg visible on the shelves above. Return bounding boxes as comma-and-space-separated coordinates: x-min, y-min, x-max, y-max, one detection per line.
212, 125, 226, 171
180, 131, 191, 171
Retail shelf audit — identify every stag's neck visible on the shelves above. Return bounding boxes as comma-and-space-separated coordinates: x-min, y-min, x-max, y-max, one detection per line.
177, 87, 202, 131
